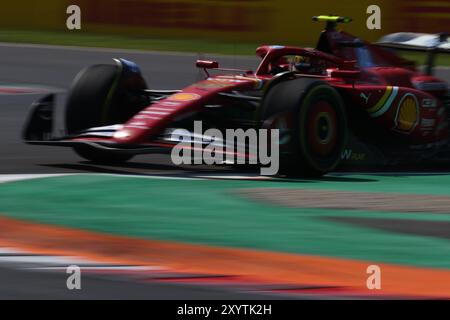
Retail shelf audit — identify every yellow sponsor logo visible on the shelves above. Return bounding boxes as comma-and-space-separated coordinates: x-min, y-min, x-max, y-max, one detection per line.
168, 93, 201, 102
395, 93, 419, 132
194, 81, 231, 89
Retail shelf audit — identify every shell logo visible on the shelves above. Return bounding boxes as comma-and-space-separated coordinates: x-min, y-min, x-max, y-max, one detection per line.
395, 93, 419, 132
168, 93, 201, 102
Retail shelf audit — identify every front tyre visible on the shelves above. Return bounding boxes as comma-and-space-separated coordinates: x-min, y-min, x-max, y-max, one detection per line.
66, 61, 147, 163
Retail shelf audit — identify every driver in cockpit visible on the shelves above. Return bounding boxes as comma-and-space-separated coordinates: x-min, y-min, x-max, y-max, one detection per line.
269, 55, 324, 75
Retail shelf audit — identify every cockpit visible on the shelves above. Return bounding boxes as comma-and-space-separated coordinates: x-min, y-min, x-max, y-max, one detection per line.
255, 45, 340, 77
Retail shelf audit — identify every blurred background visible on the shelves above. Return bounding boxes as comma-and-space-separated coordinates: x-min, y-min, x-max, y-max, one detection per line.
0, 0, 448, 54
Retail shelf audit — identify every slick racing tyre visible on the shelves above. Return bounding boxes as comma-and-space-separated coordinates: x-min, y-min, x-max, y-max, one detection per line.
261, 78, 348, 177
65, 63, 147, 163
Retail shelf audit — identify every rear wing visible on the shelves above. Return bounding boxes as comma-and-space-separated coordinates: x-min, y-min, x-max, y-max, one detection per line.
376, 32, 449, 75
376, 32, 449, 53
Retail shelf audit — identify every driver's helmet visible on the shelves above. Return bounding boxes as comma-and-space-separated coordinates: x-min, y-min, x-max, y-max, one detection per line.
294, 55, 312, 72
269, 57, 290, 75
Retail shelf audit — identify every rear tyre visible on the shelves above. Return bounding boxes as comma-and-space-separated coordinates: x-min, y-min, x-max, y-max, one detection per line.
65, 63, 146, 163
261, 78, 348, 177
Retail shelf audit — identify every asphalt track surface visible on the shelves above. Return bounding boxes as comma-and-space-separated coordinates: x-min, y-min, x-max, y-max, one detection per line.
0, 43, 449, 299
0, 266, 270, 300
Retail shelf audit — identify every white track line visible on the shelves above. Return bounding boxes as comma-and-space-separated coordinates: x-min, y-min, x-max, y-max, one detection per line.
0, 255, 97, 266
0, 173, 249, 183
0, 173, 197, 183
3, 172, 450, 185
30, 266, 163, 271
0, 174, 75, 184
0, 248, 164, 272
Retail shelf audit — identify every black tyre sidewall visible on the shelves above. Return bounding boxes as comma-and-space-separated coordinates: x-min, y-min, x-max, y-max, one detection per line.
261, 79, 347, 177
65, 64, 119, 134
296, 84, 347, 174
65, 63, 143, 163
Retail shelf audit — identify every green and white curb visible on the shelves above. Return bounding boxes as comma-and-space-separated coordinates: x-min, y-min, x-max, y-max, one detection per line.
0, 173, 449, 269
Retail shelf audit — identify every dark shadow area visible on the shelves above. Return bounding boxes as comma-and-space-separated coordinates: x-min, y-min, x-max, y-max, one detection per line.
80, 160, 183, 172
268, 175, 379, 183
39, 161, 383, 183
39, 160, 235, 177
97, 160, 249, 174
39, 163, 155, 176
316, 176, 378, 183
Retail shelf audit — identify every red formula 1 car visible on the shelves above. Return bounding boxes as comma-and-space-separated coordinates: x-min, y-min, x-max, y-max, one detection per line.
23, 16, 450, 176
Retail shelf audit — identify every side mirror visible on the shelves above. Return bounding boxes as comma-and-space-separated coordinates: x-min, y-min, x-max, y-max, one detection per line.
342, 60, 357, 69
196, 60, 219, 69
331, 69, 361, 80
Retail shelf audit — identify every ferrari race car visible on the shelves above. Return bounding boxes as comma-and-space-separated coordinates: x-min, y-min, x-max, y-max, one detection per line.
23, 16, 450, 177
